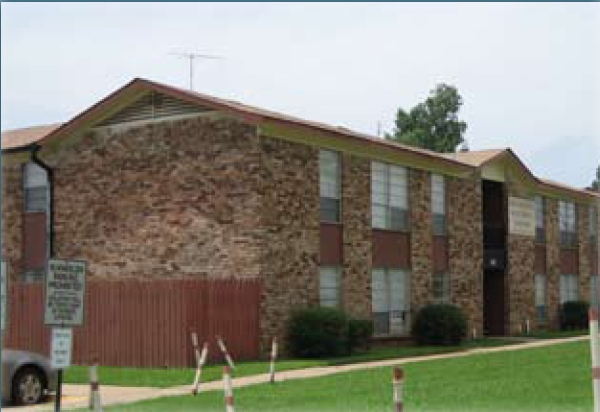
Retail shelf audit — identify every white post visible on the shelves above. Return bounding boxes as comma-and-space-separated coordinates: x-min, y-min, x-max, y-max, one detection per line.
217, 336, 235, 370
191, 332, 208, 395
471, 327, 477, 340
393, 366, 403, 412
525, 318, 531, 335
590, 309, 600, 412
223, 365, 235, 412
88, 356, 102, 412
269, 337, 278, 384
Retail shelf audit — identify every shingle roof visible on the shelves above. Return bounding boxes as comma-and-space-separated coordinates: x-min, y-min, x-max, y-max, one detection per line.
441, 149, 507, 167
1, 123, 62, 150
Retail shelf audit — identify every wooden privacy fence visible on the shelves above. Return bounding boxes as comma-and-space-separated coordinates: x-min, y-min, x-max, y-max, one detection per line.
4, 278, 263, 367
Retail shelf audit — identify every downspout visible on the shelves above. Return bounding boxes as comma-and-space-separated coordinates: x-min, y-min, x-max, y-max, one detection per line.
30, 145, 54, 258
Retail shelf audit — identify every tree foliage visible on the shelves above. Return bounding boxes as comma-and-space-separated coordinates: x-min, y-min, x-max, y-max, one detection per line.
387, 84, 467, 153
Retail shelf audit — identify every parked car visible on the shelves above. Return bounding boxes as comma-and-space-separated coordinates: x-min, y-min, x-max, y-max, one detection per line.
1, 349, 57, 405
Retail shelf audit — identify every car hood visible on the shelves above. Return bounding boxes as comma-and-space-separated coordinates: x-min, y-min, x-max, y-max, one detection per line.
3, 349, 51, 367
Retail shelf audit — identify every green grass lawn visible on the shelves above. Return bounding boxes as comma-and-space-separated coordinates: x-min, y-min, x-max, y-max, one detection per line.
104, 340, 592, 412
518, 329, 587, 339
64, 338, 513, 388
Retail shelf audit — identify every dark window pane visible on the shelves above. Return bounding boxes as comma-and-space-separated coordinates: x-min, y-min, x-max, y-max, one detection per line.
433, 214, 446, 236
390, 207, 408, 231
536, 227, 545, 243
373, 312, 390, 335
536, 306, 547, 323
25, 187, 47, 212
320, 197, 340, 223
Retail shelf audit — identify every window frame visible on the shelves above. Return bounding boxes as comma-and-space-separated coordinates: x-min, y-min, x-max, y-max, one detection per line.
23, 162, 49, 213
371, 162, 409, 232
319, 266, 342, 308
559, 274, 579, 304
432, 272, 450, 304
535, 273, 548, 325
558, 201, 577, 247
431, 173, 446, 236
319, 150, 342, 224
372, 268, 411, 337
534, 196, 545, 243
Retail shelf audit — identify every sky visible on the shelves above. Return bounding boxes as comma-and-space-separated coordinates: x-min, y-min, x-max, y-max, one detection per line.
2, 2, 599, 188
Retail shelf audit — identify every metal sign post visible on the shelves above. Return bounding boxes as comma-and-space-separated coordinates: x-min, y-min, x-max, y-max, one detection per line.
44, 259, 87, 412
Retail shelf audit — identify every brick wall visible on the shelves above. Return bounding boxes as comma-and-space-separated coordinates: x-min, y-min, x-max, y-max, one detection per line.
341, 153, 371, 320
1, 162, 24, 280
579, 205, 591, 303
42, 117, 264, 281
545, 198, 561, 328
447, 175, 483, 335
409, 169, 433, 314
257, 135, 320, 353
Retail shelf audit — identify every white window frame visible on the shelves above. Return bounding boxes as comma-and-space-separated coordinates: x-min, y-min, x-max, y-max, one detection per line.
371, 162, 409, 231
559, 274, 579, 304
319, 150, 342, 223
319, 266, 342, 308
372, 268, 410, 336
431, 174, 446, 236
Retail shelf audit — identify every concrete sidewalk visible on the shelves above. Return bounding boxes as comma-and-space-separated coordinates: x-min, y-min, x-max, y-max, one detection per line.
8, 335, 588, 411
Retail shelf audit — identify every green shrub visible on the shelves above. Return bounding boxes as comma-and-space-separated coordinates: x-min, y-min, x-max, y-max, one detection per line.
288, 307, 350, 358
412, 304, 467, 346
348, 319, 374, 354
560, 301, 589, 330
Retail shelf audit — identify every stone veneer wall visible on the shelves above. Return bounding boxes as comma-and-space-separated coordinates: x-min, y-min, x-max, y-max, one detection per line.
1, 162, 24, 280
447, 175, 483, 336
341, 153, 372, 320
545, 198, 561, 328
257, 135, 320, 353
409, 169, 433, 315
43, 117, 264, 280
506, 235, 536, 333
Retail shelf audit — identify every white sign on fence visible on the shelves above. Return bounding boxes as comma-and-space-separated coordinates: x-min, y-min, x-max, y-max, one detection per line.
51, 328, 73, 369
508, 196, 535, 237
44, 259, 87, 327
1, 261, 8, 331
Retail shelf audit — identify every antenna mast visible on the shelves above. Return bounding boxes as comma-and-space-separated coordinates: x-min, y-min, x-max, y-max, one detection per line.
170, 52, 220, 91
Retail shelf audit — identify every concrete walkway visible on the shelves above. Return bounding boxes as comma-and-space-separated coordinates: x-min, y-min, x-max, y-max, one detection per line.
8, 335, 588, 411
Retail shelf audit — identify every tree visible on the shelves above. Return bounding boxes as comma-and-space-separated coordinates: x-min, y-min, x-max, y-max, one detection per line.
387, 84, 467, 153
591, 165, 600, 191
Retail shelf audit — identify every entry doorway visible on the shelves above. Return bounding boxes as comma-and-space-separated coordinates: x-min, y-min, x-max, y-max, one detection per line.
483, 269, 505, 335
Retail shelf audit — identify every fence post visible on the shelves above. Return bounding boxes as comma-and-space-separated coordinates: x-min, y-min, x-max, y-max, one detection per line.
269, 337, 278, 384
392, 366, 403, 412
590, 309, 600, 412
217, 336, 235, 370
223, 365, 235, 412
89, 356, 102, 412
191, 332, 209, 395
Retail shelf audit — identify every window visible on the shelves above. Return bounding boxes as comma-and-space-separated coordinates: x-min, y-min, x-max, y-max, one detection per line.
590, 206, 598, 243
559, 201, 577, 247
534, 196, 545, 243
431, 174, 446, 235
372, 162, 409, 231
559, 274, 579, 304
372, 268, 410, 336
319, 150, 341, 223
535, 274, 547, 324
319, 267, 342, 308
23, 162, 48, 213
591, 274, 599, 310
432, 272, 450, 303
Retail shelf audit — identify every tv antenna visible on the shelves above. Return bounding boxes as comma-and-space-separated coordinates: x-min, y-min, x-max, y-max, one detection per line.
170, 52, 221, 91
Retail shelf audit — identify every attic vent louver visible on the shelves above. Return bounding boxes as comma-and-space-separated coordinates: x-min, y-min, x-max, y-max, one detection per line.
98, 91, 212, 127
